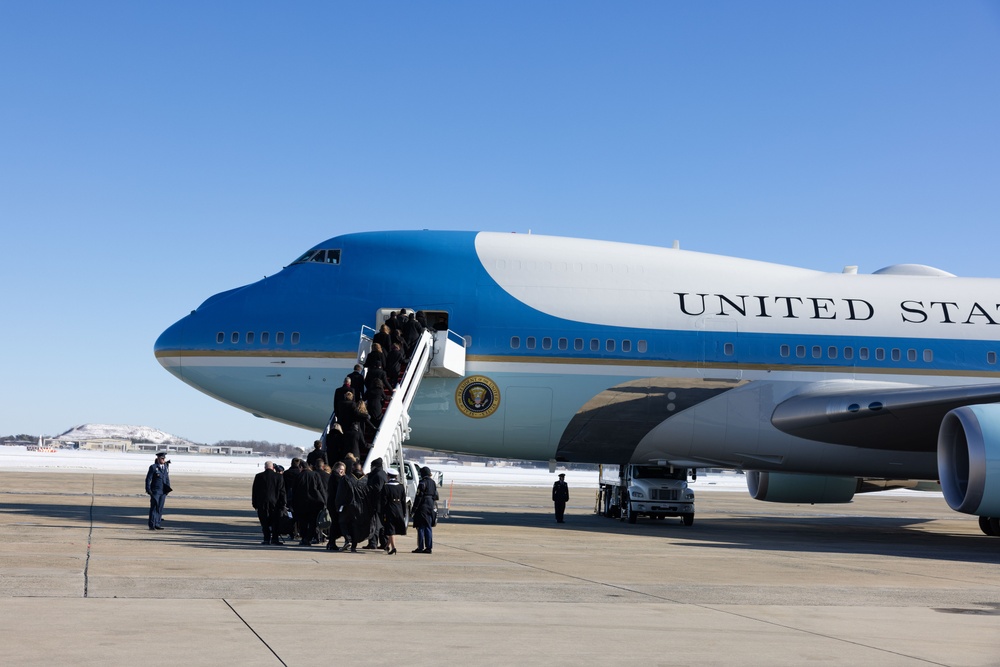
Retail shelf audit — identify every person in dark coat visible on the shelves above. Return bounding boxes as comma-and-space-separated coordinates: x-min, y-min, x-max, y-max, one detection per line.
365, 361, 390, 400
552, 473, 570, 523
347, 364, 367, 403
402, 312, 424, 356
339, 394, 373, 460
366, 342, 387, 374
283, 457, 303, 520
332, 377, 353, 424
364, 458, 388, 549
306, 440, 327, 469
252, 461, 286, 545
385, 311, 401, 334
335, 461, 359, 552
380, 467, 407, 555
345, 465, 372, 552
372, 325, 392, 356
411, 466, 439, 554
326, 461, 347, 549
144, 452, 171, 530
294, 463, 327, 546
366, 379, 385, 426
385, 342, 405, 386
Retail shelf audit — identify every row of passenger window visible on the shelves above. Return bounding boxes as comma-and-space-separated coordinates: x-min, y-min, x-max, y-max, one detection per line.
779, 344, 933, 363
510, 336, 648, 353
216, 331, 300, 345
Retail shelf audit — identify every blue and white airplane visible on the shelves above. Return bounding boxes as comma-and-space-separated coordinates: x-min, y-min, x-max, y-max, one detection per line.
155, 231, 1000, 535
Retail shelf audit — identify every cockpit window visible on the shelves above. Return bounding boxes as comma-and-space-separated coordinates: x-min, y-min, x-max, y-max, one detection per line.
292, 248, 341, 265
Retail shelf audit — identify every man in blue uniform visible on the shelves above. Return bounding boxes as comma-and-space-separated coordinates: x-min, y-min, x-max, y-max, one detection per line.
552, 473, 569, 523
145, 452, 171, 530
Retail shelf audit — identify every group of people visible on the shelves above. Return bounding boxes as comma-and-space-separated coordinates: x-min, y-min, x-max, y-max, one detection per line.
251, 448, 440, 554
324, 309, 433, 463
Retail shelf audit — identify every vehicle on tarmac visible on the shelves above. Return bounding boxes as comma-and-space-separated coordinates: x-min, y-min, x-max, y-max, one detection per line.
597, 464, 695, 525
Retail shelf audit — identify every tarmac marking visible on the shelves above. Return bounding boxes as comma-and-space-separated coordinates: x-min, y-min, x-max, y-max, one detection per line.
222, 598, 288, 666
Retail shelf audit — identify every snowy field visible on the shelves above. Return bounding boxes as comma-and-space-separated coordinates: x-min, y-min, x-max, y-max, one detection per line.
0, 447, 941, 498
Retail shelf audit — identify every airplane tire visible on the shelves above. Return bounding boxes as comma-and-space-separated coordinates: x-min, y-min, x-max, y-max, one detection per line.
991, 517, 1000, 536
682, 513, 695, 527
979, 516, 996, 536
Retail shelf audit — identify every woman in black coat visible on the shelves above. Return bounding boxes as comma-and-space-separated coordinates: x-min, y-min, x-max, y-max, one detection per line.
411, 466, 438, 554
380, 468, 407, 555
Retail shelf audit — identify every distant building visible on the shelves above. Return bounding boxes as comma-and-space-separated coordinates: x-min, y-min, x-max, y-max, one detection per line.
77, 438, 132, 452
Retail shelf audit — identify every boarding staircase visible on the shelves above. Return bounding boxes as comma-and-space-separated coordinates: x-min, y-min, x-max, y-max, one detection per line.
358, 327, 466, 474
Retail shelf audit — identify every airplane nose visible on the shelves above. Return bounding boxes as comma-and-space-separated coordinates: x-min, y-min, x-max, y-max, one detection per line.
154, 314, 190, 380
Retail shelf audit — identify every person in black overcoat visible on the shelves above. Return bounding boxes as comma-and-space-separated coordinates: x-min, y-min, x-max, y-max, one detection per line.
347, 465, 373, 551
364, 458, 388, 549
294, 463, 327, 546
411, 466, 439, 554
385, 343, 405, 387
335, 463, 358, 552
252, 461, 286, 545
380, 468, 407, 555
326, 461, 347, 549
347, 365, 367, 403
372, 325, 392, 356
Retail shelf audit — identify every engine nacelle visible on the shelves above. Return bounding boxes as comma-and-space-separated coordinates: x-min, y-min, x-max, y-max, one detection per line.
937, 404, 1000, 516
746, 471, 858, 503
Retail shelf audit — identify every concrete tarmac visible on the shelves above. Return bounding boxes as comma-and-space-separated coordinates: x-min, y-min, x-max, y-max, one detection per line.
0, 470, 998, 666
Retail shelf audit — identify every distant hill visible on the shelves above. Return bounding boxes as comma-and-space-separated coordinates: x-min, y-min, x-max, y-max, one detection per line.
55, 424, 198, 448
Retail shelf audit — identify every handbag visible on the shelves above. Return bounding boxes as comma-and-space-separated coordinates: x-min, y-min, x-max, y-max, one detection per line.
163, 484, 173, 494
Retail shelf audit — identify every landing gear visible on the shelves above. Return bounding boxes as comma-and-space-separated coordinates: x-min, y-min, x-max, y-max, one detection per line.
980, 516, 1000, 536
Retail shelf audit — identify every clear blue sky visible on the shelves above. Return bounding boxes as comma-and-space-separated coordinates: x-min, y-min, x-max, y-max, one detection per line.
1, 2, 998, 445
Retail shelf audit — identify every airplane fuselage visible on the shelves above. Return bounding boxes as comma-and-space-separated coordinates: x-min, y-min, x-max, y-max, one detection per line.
155, 231, 1000, 516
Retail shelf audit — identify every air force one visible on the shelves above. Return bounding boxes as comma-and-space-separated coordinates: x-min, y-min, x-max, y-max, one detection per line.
155, 231, 1000, 535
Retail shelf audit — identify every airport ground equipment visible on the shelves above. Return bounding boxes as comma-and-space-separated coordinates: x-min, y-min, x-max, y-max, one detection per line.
597, 464, 695, 525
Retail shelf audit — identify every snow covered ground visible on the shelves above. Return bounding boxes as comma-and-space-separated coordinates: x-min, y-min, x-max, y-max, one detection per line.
0, 446, 940, 497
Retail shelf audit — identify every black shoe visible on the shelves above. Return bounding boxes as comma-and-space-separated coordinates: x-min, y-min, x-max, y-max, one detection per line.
154, 526, 164, 530
388, 548, 397, 555
350, 546, 358, 553
339, 544, 351, 552
271, 540, 284, 546
363, 543, 378, 550
412, 548, 425, 553
261, 540, 270, 544
423, 548, 432, 554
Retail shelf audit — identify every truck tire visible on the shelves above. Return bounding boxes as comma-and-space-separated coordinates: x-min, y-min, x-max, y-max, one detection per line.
626, 502, 637, 524
682, 513, 694, 526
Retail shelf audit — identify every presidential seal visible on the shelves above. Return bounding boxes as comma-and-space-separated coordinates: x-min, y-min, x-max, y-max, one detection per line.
456, 375, 500, 418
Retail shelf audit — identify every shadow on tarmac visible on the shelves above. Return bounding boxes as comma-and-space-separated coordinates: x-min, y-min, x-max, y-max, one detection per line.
3, 495, 997, 563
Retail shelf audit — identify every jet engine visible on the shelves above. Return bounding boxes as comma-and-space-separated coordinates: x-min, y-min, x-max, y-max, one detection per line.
746, 471, 858, 503
937, 405, 1000, 517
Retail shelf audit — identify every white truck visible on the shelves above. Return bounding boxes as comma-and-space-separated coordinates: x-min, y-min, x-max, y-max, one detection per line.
597, 464, 695, 526
397, 460, 444, 517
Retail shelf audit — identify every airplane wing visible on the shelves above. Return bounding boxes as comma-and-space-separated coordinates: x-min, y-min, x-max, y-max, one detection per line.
771, 382, 1000, 451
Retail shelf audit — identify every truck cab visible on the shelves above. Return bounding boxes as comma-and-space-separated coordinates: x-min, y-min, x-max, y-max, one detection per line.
598, 464, 695, 526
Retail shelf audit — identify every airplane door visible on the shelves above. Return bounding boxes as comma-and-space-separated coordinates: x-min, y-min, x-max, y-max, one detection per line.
503, 387, 553, 460
697, 317, 741, 380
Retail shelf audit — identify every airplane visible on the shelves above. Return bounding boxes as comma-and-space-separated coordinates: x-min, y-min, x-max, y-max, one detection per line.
155, 230, 1000, 536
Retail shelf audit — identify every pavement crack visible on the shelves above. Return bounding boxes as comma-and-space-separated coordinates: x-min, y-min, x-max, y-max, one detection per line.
83, 475, 94, 598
